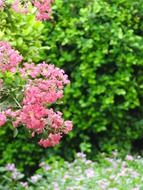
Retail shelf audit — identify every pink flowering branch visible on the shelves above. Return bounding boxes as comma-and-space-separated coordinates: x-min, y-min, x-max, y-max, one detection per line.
0, 41, 73, 148
0, 0, 73, 148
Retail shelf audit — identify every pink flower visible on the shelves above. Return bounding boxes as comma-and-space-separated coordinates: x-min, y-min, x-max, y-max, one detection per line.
33, 0, 54, 20
126, 155, 133, 161
0, 41, 22, 73
63, 121, 73, 134
39, 133, 62, 148
5, 163, 16, 171
12, 0, 29, 14
85, 168, 94, 178
19, 104, 48, 133
30, 174, 42, 183
20, 182, 28, 188
0, 0, 4, 8
0, 113, 6, 127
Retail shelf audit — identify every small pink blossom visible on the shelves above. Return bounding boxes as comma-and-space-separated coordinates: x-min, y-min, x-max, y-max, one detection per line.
19, 104, 48, 133
0, 113, 6, 127
33, 0, 54, 20
63, 121, 73, 134
5, 163, 16, 171
0, 41, 23, 73
12, 0, 29, 14
20, 182, 28, 188
39, 133, 62, 148
0, 0, 4, 8
30, 174, 42, 183
126, 155, 133, 161
85, 168, 94, 178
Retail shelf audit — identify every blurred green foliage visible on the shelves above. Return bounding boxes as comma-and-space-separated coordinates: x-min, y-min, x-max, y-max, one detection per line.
43, 0, 143, 155
0, 8, 46, 62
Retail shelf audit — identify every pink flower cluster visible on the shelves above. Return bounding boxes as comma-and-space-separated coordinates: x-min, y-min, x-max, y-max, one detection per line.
0, 42, 73, 148
20, 62, 69, 105
12, 0, 29, 14
1, 0, 54, 20
0, 113, 6, 127
39, 133, 62, 148
33, 0, 54, 20
0, 0, 3, 8
0, 41, 23, 73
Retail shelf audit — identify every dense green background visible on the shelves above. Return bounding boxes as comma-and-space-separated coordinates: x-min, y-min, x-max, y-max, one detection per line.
1, 0, 143, 174
44, 0, 143, 155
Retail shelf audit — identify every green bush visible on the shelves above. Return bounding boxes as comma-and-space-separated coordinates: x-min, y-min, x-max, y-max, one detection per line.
44, 0, 143, 154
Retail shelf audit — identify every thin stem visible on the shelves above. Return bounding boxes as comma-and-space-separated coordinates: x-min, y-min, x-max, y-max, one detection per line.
13, 97, 22, 108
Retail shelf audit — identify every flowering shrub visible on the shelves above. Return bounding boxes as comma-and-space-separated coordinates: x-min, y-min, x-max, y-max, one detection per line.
0, 41, 72, 147
0, 153, 143, 190
0, 0, 54, 20
0, 0, 72, 148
